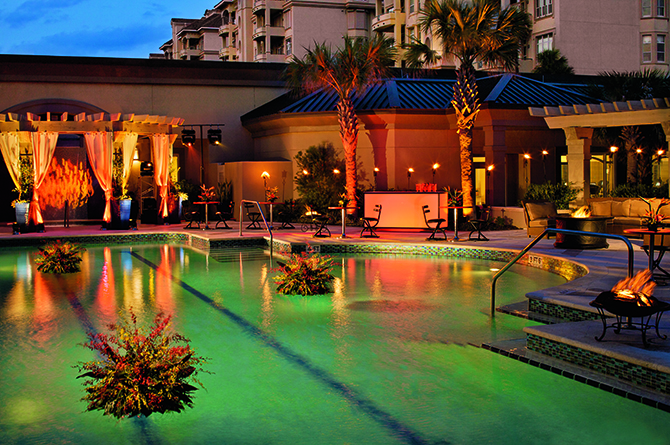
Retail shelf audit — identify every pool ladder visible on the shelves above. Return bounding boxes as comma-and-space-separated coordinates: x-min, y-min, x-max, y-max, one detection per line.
489, 228, 635, 318
238, 200, 273, 259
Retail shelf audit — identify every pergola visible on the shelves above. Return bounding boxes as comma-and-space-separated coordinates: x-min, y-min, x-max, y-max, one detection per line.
0, 112, 183, 226
530, 98, 670, 204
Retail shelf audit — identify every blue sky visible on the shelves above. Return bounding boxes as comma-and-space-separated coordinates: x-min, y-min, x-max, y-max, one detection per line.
0, 0, 217, 59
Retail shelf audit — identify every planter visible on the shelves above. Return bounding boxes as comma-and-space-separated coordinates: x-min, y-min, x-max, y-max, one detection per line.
15, 202, 30, 225
168, 196, 182, 224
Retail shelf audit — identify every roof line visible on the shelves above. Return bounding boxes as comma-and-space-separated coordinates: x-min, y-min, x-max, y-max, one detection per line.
483, 73, 513, 102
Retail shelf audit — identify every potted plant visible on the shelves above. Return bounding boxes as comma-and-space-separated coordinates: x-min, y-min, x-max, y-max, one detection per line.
272, 251, 335, 295
12, 153, 34, 227
76, 310, 209, 419
111, 149, 132, 229
216, 179, 234, 219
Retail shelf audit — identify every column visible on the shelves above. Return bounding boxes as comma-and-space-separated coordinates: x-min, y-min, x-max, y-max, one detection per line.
483, 126, 506, 206
661, 121, 670, 197
564, 127, 593, 205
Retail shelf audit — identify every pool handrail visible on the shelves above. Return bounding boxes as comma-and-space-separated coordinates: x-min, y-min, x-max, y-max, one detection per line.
490, 228, 635, 318
239, 200, 273, 258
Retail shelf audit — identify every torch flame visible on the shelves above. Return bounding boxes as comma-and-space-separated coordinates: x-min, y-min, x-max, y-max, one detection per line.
571, 206, 592, 218
611, 269, 656, 306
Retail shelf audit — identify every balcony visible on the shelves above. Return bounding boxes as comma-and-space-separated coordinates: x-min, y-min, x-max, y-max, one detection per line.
253, 27, 267, 40
219, 23, 232, 35
219, 47, 237, 59
178, 48, 200, 59
267, 26, 284, 37
267, 53, 285, 63
371, 10, 404, 32
253, 0, 265, 14
255, 52, 268, 62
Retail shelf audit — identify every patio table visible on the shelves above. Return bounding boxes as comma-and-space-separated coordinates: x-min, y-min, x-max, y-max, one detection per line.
193, 202, 218, 230
439, 205, 473, 241
328, 206, 358, 239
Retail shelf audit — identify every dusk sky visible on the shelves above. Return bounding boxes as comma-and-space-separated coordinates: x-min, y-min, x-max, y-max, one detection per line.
0, 0, 217, 59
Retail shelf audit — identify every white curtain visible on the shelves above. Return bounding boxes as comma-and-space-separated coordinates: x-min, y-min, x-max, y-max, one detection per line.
0, 132, 21, 189
28, 131, 59, 225
85, 132, 114, 223
121, 132, 138, 194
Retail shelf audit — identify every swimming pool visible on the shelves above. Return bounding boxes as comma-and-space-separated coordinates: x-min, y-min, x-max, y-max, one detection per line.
1, 244, 669, 444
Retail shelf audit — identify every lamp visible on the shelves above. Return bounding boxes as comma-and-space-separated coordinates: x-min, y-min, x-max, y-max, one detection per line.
302, 169, 309, 175
373, 167, 379, 177
181, 128, 196, 145
523, 154, 531, 185
207, 128, 222, 145
486, 164, 494, 205
407, 167, 414, 190
432, 163, 440, 183
261, 171, 270, 188
333, 169, 340, 174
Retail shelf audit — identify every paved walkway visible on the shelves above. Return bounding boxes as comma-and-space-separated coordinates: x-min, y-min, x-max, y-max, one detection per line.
3, 220, 670, 406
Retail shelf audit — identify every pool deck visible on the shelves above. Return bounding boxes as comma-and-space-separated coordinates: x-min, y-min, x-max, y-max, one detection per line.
3, 220, 670, 409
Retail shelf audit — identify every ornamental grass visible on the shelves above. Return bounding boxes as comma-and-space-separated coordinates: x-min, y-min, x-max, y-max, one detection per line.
34, 240, 85, 273
75, 311, 209, 419
273, 252, 335, 295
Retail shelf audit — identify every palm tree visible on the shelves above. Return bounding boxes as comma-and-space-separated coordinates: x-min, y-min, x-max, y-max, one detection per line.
284, 36, 396, 211
532, 49, 574, 75
404, 0, 531, 212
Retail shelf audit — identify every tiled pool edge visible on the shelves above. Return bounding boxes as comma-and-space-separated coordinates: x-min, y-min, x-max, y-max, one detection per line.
482, 341, 670, 413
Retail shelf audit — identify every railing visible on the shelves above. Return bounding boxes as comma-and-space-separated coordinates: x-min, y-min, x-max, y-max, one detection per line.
489, 228, 635, 318
239, 200, 273, 257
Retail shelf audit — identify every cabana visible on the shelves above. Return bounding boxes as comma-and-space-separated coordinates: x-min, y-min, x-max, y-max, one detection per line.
0, 112, 183, 230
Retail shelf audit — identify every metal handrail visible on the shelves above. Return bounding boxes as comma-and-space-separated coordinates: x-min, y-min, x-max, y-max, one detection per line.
490, 228, 635, 318
239, 200, 273, 258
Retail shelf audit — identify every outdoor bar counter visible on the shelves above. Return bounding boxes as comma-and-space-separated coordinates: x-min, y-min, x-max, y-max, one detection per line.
363, 191, 447, 229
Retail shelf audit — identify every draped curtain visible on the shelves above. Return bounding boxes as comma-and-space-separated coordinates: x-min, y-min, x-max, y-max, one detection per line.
0, 132, 21, 189
121, 132, 138, 194
151, 134, 176, 219
28, 131, 59, 225
84, 132, 114, 223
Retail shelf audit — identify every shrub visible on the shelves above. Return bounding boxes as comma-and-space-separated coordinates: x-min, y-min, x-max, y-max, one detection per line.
75, 311, 209, 419
35, 240, 85, 273
273, 252, 335, 295
523, 182, 580, 209
611, 182, 669, 198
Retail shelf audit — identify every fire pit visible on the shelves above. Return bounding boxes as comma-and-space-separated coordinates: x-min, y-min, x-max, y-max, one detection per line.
589, 270, 670, 347
554, 206, 610, 249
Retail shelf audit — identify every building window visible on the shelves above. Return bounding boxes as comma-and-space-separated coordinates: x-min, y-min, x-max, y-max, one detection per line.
409, 0, 414, 14
286, 38, 292, 55
658, 34, 666, 62
643, 34, 652, 62
643, 0, 652, 16
536, 33, 553, 55
536, 0, 552, 18
659, 0, 667, 16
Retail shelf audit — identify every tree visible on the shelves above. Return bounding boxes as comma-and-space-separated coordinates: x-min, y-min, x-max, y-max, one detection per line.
284, 36, 396, 211
590, 70, 670, 186
532, 49, 574, 75
294, 142, 346, 213
404, 0, 531, 213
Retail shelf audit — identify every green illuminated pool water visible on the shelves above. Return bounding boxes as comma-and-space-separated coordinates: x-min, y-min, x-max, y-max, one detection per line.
0, 244, 669, 444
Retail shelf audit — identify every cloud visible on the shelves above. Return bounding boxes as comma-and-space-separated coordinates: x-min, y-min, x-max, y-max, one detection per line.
7, 23, 169, 58
2, 0, 86, 27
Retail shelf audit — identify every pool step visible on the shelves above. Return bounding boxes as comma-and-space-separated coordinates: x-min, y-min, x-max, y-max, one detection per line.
209, 246, 271, 263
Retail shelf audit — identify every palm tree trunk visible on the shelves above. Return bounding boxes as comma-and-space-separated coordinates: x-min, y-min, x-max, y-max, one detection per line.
452, 67, 480, 216
337, 96, 359, 212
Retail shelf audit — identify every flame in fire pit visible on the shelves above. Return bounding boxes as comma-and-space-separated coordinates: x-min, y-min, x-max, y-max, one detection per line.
611, 269, 656, 306
571, 206, 592, 218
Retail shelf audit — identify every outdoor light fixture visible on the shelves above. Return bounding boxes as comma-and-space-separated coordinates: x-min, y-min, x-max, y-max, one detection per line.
487, 164, 494, 173
658, 149, 665, 157
181, 129, 196, 145
207, 128, 222, 145
333, 169, 340, 174
541, 150, 549, 156
261, 171, 270, 188
373, 167, 379, 177
302, 169, 309, 175
610, 146, 619, 153
432, 163, 440, 183
407, 167, 414, 190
